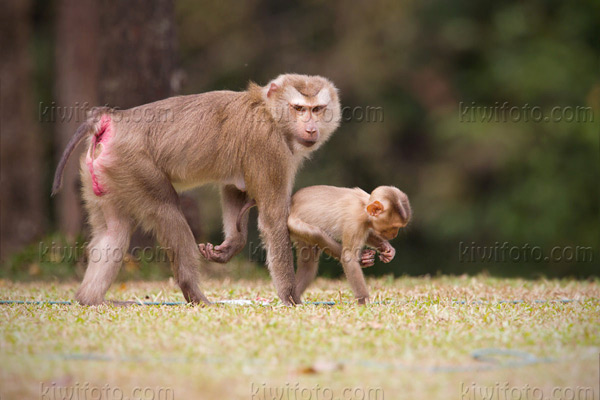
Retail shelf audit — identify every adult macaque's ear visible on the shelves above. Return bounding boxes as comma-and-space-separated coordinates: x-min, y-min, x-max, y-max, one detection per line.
267, 83, 279, 98
366, 200, 384, 217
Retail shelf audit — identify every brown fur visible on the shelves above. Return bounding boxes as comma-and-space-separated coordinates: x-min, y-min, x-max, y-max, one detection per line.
53, 74, 341, 306
287, 185, 411, 304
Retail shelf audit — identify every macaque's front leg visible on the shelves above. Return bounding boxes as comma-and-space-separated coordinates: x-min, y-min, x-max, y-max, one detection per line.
199, 185, 249, 263
257, 191, 299, 305
340, 245, 370, 305
366, 233, 396, 263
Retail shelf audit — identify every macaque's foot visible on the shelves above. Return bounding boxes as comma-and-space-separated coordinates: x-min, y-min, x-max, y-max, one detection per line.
75, 285, 105, 306
360, 248, 376, 268
293, 293, 303, 305
179, 282, 212, 305
356, 296, 370, 305
286, 296, 303, 306
277, 289, 302, 306
279, 297, 297, 307
198, 242, 237, 263
186, 295, 212, 306
377, 243, 396, 263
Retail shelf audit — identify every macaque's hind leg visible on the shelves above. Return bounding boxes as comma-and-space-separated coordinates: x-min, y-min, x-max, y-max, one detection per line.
129, 166, 210, 305
199, 185, 249, 263
75, 203, 131, 305
150, 202, 210, 305
294, 241, 321, 299
288, 216, 343, 260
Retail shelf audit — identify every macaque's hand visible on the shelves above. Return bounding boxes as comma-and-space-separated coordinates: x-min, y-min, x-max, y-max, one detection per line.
199, 242, 234, 263
377, 242, 396, 263
360, 248, 376, 268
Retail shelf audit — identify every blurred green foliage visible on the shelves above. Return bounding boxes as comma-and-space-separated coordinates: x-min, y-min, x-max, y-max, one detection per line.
17, 0, 599, 280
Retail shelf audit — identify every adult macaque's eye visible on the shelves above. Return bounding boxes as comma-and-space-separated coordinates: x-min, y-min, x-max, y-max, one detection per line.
312, 106, 324, 113
292, 104, 305, 112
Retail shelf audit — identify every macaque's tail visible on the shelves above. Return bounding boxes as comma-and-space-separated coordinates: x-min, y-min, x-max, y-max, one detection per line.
51, 121, 93, 196
236, 199, 257, 232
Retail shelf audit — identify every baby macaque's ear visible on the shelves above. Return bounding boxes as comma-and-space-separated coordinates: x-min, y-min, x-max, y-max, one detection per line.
397, 201, 408, 222
267, 83, 279, 98
366, 200, 384, 217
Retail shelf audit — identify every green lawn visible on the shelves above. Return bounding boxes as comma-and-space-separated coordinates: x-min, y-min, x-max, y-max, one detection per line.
1, 275, 598, 399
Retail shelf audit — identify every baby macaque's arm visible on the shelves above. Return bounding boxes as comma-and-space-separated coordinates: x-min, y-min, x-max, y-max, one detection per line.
366, 233, 396, 263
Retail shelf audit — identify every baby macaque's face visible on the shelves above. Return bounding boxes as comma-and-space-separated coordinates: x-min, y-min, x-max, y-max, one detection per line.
371, 210, 405, 240
367, 186, 411, 240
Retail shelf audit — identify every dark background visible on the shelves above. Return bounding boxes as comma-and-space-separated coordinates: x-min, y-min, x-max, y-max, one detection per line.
1, 0, 598, 280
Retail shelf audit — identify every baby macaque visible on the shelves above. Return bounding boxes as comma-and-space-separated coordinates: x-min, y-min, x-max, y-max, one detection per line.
236, 185, 411, 304
288, 185, 410, 304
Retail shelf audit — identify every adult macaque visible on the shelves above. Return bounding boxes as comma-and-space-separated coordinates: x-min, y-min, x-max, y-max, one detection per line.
288, 185, 411, 304
52, 74, 341, 306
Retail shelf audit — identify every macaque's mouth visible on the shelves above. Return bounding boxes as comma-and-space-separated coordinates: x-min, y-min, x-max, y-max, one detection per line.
298, 138, 317, 147
381, 231, 399, 240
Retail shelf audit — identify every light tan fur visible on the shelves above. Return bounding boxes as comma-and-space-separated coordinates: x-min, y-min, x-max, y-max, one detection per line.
53, 74, 341, 306
288, 185, 411, 304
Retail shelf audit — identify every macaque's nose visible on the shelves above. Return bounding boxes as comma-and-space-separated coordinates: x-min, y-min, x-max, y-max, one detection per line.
305, 121, 318, 136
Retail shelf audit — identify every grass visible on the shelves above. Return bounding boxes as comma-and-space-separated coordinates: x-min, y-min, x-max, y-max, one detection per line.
0, 274, 598, 399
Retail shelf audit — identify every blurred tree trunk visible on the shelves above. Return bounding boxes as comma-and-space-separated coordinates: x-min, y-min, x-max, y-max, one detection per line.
97, 0, 177, 108
0, 0, 45, 261
54, 0, 99, 239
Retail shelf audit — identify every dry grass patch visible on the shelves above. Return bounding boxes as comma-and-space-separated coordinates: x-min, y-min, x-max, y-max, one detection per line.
0, 275, 598, 399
